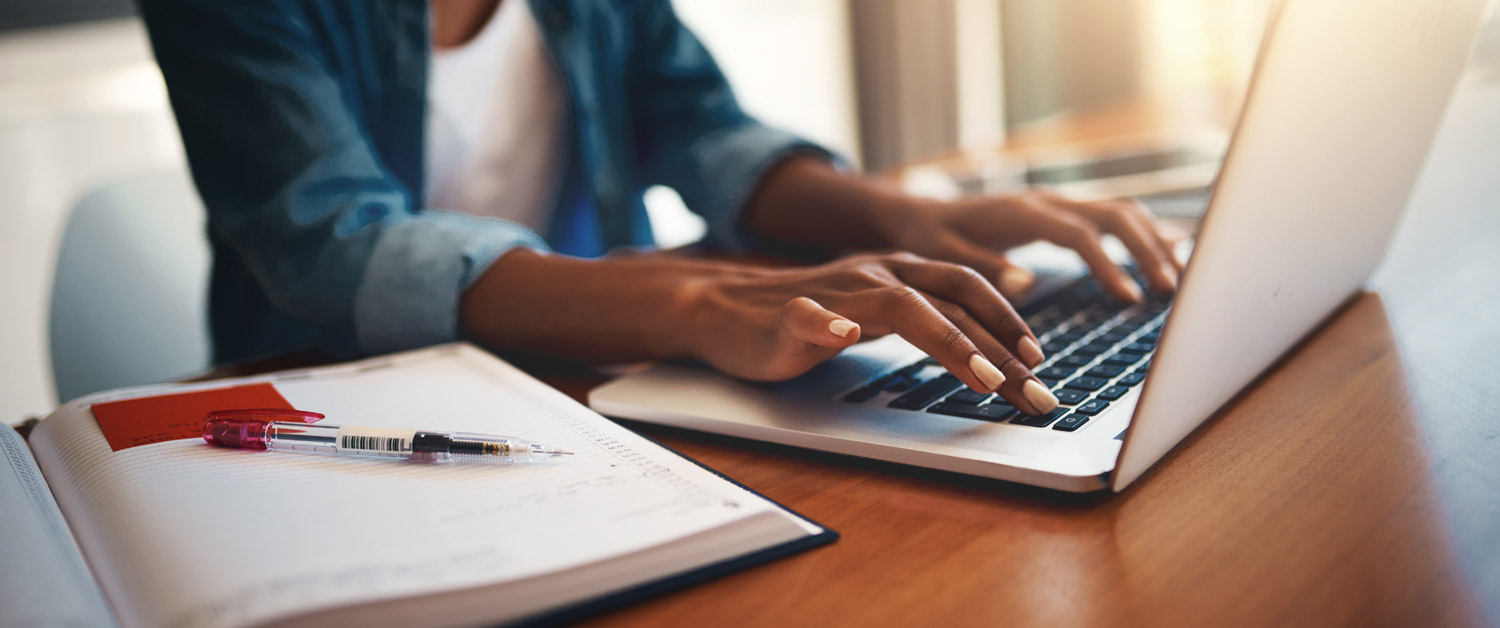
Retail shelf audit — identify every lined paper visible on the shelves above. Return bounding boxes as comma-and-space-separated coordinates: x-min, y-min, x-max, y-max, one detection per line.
0, 423, 116, 627
30, 345, 805, 628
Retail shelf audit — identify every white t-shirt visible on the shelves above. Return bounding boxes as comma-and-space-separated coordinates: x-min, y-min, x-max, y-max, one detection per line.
425, 0, 570, 234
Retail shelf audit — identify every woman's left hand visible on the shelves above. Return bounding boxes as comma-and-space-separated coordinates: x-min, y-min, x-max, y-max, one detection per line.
885, 190, 1187, 303
745, 157, 1188, 304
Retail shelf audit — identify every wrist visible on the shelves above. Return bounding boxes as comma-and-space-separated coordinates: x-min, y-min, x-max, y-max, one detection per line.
657, 273, 715, 359
655, 261, 770, 361
743, 157, 938, 252
460, 247, 750, 363
866, 193, 943, 250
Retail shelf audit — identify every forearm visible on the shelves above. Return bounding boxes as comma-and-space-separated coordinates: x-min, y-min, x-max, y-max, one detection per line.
458, 248, 756, 363
742, 156, 922, 252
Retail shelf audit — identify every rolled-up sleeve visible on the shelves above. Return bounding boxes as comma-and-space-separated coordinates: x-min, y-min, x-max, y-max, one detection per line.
352, 209, 545, 354
141, 0, 546, 356
627, 0, 845, 251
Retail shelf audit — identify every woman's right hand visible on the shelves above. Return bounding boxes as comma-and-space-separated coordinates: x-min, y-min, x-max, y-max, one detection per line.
678, 252, 1060, 415
462, 249, 1059, 415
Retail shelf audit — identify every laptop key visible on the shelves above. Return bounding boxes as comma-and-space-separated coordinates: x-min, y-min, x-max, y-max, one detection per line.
1102, 353, 1142, 366
1038, 365, 1079, 379
1120, 342, 1155, 355
1057, 354, 1093, 368
1118, 372, 1146, 386
886, 377, 922, 393
1072, 343, 1113, 356
1070, 320, 1105, 336
1074, 399, 1110, 415
1052, 413, 1090, 432
1054, 389, 1089, 405
928, 402, 1016, 422
1084, 365, 1127, 379
888, 376, 964, 410
945, 389, 990, 405
842, 386, 881, 403
1097, 332, 1129, 344
1012, 408, 1068, 427
1063, 376, 1109, 392
1097, 385, 1129, 401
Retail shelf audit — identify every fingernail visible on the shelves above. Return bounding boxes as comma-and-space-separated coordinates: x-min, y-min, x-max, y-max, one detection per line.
969, 353, 1007, 391
999, 266, 1035, 298
1160, 262, 1179, 291
1016, 336, 1045, 367
829, 319, 859, 338
1122, 280, 1144, 303
1023, 379, 1059, 413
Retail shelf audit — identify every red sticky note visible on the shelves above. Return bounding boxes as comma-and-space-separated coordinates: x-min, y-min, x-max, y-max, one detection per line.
91, 383, 293, 452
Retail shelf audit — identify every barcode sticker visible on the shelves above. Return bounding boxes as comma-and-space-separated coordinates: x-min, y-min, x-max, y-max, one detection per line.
336, 426, 415, 454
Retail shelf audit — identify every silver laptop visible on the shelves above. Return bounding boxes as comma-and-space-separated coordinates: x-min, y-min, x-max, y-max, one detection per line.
590, 0, 1488, 492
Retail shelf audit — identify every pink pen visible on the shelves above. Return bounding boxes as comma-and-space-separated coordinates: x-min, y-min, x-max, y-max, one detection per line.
201, 409, 572, 463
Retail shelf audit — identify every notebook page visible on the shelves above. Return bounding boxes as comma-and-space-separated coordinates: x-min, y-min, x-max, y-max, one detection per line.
0, 423, 116, 627
30, 345, 802, 628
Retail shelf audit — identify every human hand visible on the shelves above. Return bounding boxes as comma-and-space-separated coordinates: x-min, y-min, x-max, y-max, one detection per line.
885, 190, 1187, 302
680, 252, 1060, 415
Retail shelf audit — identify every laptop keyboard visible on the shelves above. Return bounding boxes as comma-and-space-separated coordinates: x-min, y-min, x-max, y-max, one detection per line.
840, 274, 1170, 433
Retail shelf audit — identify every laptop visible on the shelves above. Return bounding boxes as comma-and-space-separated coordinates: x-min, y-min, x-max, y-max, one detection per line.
590, 0, 1489, 492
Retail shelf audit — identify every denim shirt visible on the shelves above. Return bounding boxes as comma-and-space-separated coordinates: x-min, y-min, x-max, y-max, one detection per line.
139, 0, 831, 362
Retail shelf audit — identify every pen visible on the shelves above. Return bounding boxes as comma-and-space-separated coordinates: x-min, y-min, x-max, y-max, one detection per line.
201, 409, 573, 463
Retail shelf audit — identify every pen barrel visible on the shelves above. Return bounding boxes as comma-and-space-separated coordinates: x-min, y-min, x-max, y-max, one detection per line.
264, 423, 343, 456
429, 432, 540, 463
265, 423, 418, 460
225, 422, 555, 464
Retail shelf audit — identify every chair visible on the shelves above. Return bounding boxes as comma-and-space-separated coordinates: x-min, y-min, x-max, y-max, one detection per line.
48, 169, 212, 403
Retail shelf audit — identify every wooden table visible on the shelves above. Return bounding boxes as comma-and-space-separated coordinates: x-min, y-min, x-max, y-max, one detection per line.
199, 77, 1500, 627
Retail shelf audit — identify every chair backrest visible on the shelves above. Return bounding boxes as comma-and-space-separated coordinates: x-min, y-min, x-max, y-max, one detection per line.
49, 169, 212, 404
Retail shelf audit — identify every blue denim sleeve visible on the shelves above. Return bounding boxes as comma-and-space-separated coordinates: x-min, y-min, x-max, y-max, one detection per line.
628, 0, 847, 251
140, 0, 547, 356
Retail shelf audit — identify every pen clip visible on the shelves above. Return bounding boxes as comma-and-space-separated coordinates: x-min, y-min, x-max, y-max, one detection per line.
205, 408, 326, 424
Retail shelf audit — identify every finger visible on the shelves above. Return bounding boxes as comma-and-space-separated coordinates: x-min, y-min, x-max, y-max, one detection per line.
1042, 195, 1178, 293
1156, 222, 1191, 269
778, 297, 861, 348
840, 287, 999, 395
1114, 199, 1185, 286
928, 233, 1038, 300
1101, 203, 1179, 293
925, 295, 1058, 415
1025, 205, 1144, 303
1134, 201, 1189, 272
889, 258, 1046, 367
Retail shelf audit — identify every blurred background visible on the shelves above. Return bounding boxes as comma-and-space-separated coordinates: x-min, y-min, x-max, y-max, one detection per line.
2, 1, 1497, 421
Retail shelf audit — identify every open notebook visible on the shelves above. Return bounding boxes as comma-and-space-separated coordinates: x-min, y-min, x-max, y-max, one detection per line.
0, 344, 833, 628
